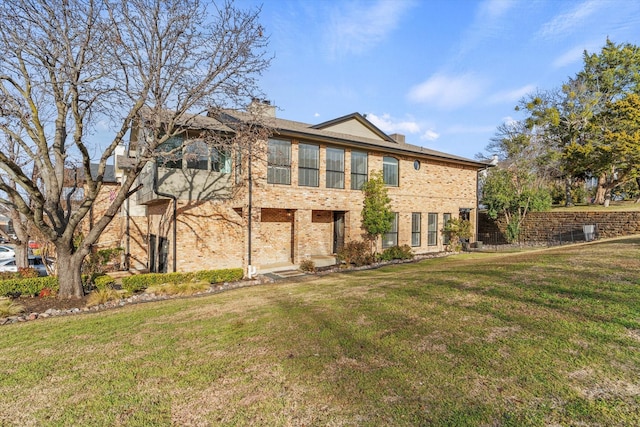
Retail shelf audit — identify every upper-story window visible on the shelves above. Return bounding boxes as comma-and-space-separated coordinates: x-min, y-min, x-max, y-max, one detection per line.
298, 143, 319, 187
268, 138, 291, 185
383, 156, 399, 186
326, 147, 345, 189
158, 134, 184, 169
234, 150, 242, 184
168, 139, 232, 173
212, 147, 232, 173
158, 133, 232, 173
184, 140, 209, 170
351, 151, 368, 190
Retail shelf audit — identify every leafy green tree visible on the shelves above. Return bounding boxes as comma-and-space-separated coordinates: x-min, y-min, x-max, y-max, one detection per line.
361, 171, 394, 253
519, 80, 597, 206
441, 217, 471, 252
581, 93, 640, 205
575, 39, 640, 205
481, 168, 551, 243
503, 40, 640, 207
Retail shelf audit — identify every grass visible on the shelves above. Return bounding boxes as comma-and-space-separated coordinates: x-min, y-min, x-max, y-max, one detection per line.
1, 239, 639, 426
551, 200, 640, 211
0, 298, 24, 317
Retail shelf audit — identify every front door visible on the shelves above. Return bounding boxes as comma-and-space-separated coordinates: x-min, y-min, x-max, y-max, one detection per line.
333, 212, 345, 254
149, 234, 156, 272
158, 237, 169, 273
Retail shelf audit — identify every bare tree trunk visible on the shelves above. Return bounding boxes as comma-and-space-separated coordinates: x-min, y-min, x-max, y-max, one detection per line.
603, 187, 612, 207
594, 174, 607, 204
4, 207, 31, 268
14, 244, 29, 269
11, 215, 29, 268
564, 176, 574, 207
56, 248, 85, 298
635, 177, 640, 203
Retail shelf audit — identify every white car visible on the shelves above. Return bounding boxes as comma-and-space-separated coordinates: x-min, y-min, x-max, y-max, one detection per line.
0, 245, 15, 259
0, 256, 49, 276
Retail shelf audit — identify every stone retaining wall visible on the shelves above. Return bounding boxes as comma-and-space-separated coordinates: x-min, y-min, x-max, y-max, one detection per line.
478, 210, 640, 243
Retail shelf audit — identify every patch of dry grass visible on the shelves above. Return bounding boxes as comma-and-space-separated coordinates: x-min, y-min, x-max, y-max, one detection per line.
145, 280, 210, 296
0, 297, 24, 317
0, 238, 639, 425
86, 288, 121, 307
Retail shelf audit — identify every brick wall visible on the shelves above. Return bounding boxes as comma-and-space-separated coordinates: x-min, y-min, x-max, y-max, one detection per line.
147, 200, 246, 272
85, 183, 122, 249
251, 141, 480, 257
98, 137, 481, 274
479, 210, 640, 243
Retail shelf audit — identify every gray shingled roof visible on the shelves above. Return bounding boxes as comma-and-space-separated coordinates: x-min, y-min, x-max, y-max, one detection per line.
218, 110, 489, 168
90, 163, 116, 183
138, 106, 235, 133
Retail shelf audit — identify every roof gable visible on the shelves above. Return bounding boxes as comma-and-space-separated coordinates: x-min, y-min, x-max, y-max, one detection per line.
311, 113, 394, 143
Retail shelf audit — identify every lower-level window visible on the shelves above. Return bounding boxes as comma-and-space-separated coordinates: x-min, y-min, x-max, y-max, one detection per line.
411, 212, 421, 247
428, 213, 438, 246
443, 213, 452, 245
382, 212, 399, 248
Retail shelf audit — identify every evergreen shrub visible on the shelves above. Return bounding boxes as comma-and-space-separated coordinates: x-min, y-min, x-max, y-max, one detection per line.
0, 276, 59, 297
379, 245, 414, 261
337, 241, 374, 267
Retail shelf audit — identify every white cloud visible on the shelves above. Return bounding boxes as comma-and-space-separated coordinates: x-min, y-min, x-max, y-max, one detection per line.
407, 73, 487, 110
366, 112, 420, 134
96, 120, 110, 131
454, 0, 517, 59
366, 112, 441, 142
552, 42, 602, 68
326, 0, 415, 57
552, 46, 587, 68
479, 0, 516, 21
537, 0, 602, 39
488, 84, 536, 104
421, 129, 440, 141
502, 116, 518, 126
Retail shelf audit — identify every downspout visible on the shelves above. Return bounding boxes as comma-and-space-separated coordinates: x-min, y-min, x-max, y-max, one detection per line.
476, 169, 481, 244
125, 196, 130, 270
247, 140, 256, 278
153, 162, 177, 273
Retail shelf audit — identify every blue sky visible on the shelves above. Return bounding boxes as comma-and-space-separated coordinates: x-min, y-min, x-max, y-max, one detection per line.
237, 0, 640, 160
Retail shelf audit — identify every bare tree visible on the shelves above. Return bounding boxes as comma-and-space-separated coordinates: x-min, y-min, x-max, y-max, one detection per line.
0, 0, 271, 298
0, 136, 32, 268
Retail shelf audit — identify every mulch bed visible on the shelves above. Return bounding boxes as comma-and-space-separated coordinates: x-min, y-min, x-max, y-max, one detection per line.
6, 251, 455, 323
13, 295, 91, 314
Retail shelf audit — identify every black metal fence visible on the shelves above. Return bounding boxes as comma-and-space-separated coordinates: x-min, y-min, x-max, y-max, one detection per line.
476, 223, 599, 251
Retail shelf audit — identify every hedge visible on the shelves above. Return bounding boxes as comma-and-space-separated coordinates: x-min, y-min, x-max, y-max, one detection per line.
0, 276, 59, 297
194, 268, 244, 284
94, 275, 116, 290
121, 268, 243, 293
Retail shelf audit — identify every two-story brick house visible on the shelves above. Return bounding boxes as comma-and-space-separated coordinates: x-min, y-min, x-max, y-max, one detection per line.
106, 102, 489, 275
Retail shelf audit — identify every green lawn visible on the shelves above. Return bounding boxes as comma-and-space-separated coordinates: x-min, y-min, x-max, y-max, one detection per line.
551, 200, 640, 211
1, 239, 639, 426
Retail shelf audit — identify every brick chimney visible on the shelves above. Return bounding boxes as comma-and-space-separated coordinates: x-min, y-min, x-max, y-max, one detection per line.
390, 133, 405, 144
248, 98, 276, 117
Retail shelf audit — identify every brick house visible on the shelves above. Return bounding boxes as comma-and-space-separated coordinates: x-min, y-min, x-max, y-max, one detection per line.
99, 102, 489, 275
